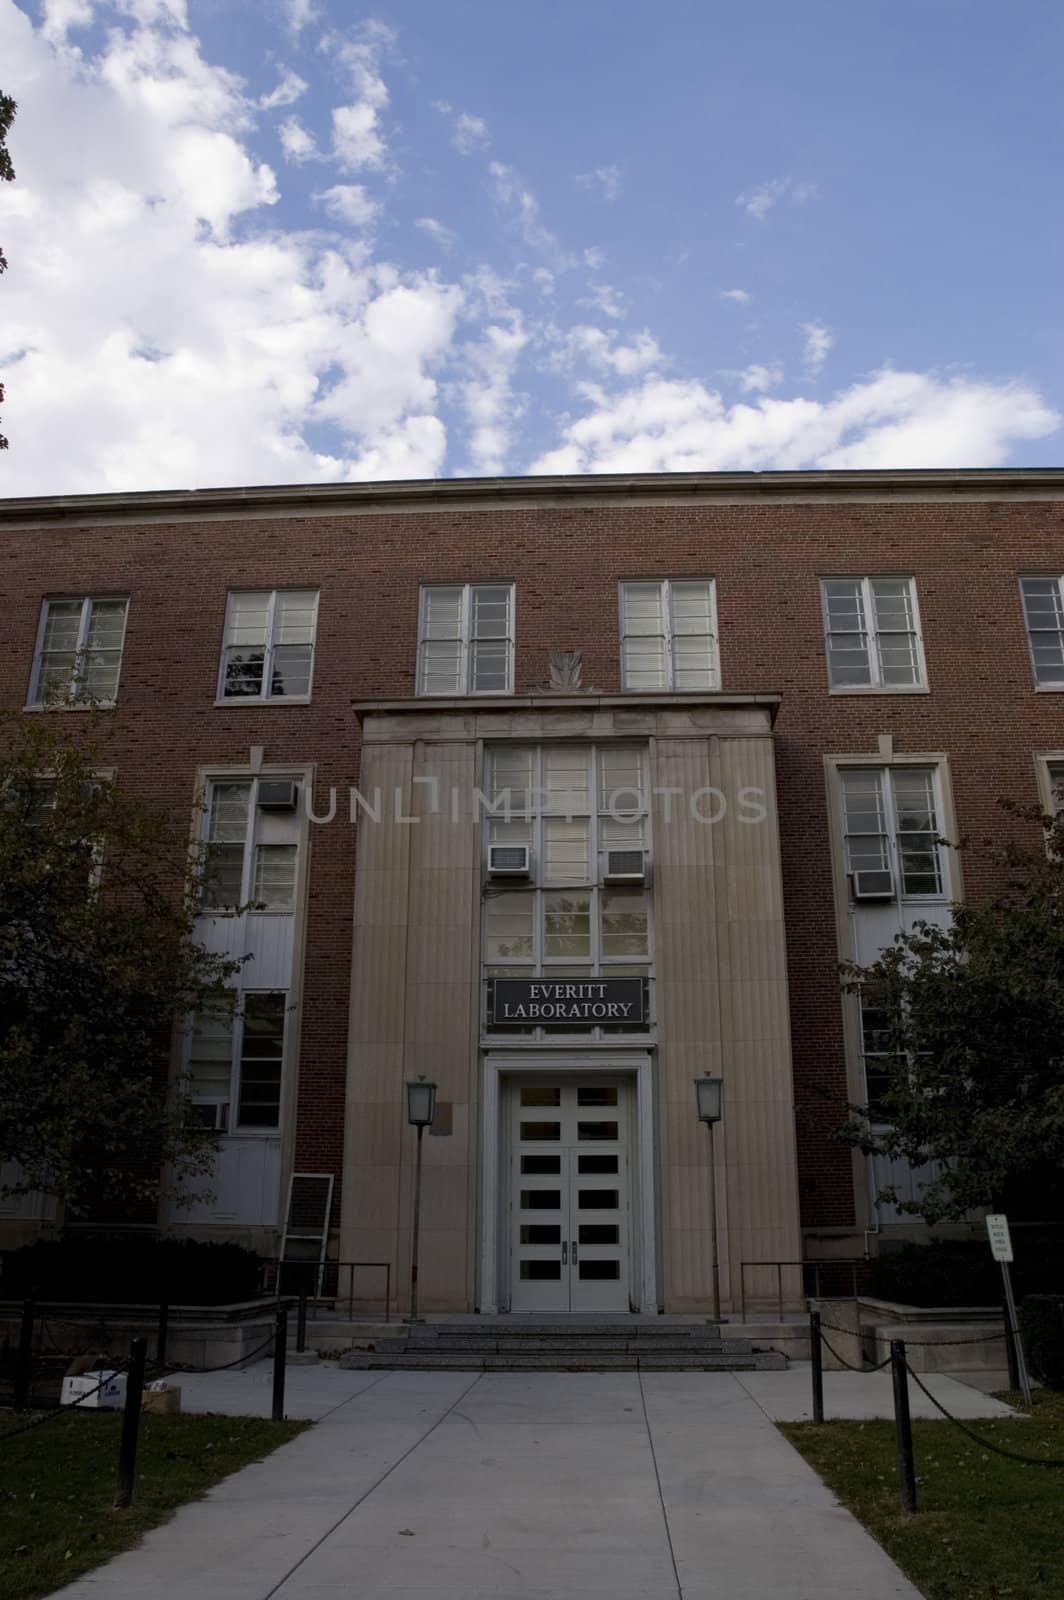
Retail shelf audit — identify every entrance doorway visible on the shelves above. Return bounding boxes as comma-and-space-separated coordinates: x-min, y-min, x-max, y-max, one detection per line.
509, 1080, 630, 1312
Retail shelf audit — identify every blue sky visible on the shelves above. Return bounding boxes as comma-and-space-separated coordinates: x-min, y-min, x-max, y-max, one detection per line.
0, 0, 1061, 492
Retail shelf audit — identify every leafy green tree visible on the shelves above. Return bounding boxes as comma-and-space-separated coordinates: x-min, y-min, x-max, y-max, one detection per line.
0, 715, 242, 1214
0, 91, 14, 450
842, 803, 1064, 1223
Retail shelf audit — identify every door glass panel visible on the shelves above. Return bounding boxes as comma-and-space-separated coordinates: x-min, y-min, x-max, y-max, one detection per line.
577, 1086, 618, 1106
521, 1121, 561, 1141
578, 1154, 618, 1174
521, 1086, 561, 1106
578, 1189, 619, 1209
520, 1190, 561, 1210
579, 1224, 619, 1244
577, 1121, 619, 1141
579, 1261, 620, 1279
521, 1154, 561, 1174
521, 1225, 561, 1244
521, 1261, 562, 1280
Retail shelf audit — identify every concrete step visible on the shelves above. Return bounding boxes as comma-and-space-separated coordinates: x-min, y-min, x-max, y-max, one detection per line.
402, 1335, 753, 1355
410, 1323, 724, 1340
338, 1349, 786, 1372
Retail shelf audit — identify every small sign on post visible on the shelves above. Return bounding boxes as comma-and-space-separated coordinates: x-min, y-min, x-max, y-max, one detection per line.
986, 1213, 1032, 1406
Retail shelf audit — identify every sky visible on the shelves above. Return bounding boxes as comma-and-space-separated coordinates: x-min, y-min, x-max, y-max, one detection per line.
0, 0, 1062, 495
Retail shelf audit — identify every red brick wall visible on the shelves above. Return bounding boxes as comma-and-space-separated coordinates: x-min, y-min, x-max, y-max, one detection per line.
3, 491, 1063, 1234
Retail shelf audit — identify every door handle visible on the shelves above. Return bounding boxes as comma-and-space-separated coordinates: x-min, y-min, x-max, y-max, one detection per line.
562, 1240, 568, 1265
572, 1242, 579, 1265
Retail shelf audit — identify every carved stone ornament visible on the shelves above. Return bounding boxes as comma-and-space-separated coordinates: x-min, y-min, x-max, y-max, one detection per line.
539, 650, 596, 693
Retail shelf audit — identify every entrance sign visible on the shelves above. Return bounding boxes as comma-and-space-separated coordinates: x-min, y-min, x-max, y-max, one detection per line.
491, 977, 645, 1027
986, 1213, 1013, 1263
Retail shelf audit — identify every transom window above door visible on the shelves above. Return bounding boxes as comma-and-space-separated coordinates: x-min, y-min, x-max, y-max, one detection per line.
218, 589, 319, 702
820, 576, 926, 691
619, 579, 718, 691
417, 583, 514, 695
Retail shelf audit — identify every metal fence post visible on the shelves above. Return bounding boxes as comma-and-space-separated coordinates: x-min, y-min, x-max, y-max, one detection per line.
890, 1339, 918, 1513
157, 1300, 169, 1369
810, 1311, 824, 1424
115, 1338, 148, 1509
13, 1298, 35, 1412
1003, 1301, 1021, 1393
296, 1290, 308, 1354
272, 1307, 288, 1421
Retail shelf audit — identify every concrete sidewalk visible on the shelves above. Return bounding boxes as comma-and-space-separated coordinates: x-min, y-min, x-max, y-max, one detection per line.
52, 1366, 1013, 1600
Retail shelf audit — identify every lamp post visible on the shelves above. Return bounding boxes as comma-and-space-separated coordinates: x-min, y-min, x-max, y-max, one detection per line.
694, 1076, 724, 1320
405, 1076, 437, 1323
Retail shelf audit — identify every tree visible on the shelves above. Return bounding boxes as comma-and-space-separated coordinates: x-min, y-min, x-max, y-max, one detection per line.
841, 803, 1064, 1223
0, 91, 14, 450
0, 714, 243, 1214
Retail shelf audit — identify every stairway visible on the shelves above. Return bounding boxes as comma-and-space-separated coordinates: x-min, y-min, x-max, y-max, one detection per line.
336, 1316, 787, 1372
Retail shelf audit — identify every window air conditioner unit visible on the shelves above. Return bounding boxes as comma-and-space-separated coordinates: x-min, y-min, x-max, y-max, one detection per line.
852, 868, 894, 900
488, 844, 531, 876
604, 847, 647, 882
257, 780, 299, 811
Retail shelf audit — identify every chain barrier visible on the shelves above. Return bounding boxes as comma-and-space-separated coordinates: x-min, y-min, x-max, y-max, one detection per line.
903, 1360, 1064, 1469
817, 1327, 892, 1372
818, 1319, 1009, 1350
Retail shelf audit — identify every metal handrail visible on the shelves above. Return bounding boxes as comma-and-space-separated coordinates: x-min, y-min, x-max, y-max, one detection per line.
738, 1258, 870, 1319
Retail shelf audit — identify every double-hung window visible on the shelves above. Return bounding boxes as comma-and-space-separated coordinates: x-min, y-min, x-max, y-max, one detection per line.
1019, 576, 1064, 687
28, 596, 129, 707
186, 992, 287, 1132
821, 577, 925, 690
417, 584, 514, 695
218, 589, 318, 701
839, 766, 946, 900
200, 779, 299, 913
619, 579, 718, 691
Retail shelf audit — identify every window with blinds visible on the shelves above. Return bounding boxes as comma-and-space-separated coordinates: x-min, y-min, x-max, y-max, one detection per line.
28, 596, 129, 706
619, 579, 718, 691
821, 577, 926, 690
417, 583, 514, 695
219, 589, 318, 701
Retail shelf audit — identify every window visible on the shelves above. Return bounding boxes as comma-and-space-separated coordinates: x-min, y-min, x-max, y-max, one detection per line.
1020, 577, 1064, 686
218, 589, 318, 701
839, 767, 946, 899
200, 778, 300, 912
417, 584, 514, 695
28, 597, 129, 706
619, 579, 718, 691
821, 577, 925, 690
482, 746, 651, 1032
186, 993, 287, 1132
859, 992, 895, 1120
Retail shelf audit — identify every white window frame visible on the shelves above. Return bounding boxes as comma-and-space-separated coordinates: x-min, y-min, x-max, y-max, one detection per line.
416, 583, 515, 697
199, 776, 301, 915
216, 588, 319, 705
27, 595, 129, 709
820, 576, 928, 694
836, 762, 951, 904
617, 578, 719, 692
185, 990, 289, 1137
1019, 575, 1064, 690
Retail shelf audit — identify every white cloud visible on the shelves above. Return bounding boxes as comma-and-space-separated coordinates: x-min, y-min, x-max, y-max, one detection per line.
802, 321, 833, 374
455, 311, 528, 475
452, 111, 490, 155
581, 282, 628, 320
282, 0, 315, 33
738, 363, 783, 393
556, 325, 665, 378
323, 24, 392, 173
416, 216, 457, 251
279, 116, 318, 163
40, 0, 94, 43
0, 3, 462, 491
259, 70, 307, 111
575, 164, 621, 202
583, 246, 605, 271
736, 176, 819, 221
720, 288, 751, 305
529, 370, 1059, 476
487, 161, 570, 265
532, 267, 555, 298
331, 100, 387, 172
316, 183, 379, 227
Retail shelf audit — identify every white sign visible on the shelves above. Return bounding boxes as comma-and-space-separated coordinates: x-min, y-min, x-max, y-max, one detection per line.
986, 1213, 1014, 1263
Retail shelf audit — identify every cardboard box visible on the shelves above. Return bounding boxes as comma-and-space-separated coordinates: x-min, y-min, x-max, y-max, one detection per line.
142, 1385, 182, 1415
60, 1371, 127, 1410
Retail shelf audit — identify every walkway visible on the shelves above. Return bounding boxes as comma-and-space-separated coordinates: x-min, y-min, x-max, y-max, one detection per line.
53, 1366, 1012, 1600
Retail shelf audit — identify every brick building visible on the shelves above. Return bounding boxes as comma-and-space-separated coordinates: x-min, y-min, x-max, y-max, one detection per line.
1, 467, 1062, 1315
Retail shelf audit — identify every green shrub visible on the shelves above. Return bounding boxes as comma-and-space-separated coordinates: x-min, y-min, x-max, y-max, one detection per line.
1020, 1295, 1064, 1390
869, 1235, 1062, 1308
0, 1234, 265, 1305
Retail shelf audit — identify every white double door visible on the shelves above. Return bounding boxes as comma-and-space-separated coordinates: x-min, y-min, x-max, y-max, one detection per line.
510, 1080, 630, 1313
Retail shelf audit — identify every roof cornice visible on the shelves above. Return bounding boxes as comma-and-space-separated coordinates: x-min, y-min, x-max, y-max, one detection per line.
2, 467, 1064, 528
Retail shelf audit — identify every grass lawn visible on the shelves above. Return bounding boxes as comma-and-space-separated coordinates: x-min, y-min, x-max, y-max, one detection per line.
781, 1389, 1064, 1600
0, 1407, 308, 1600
